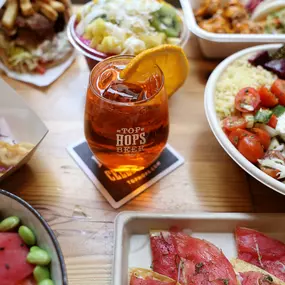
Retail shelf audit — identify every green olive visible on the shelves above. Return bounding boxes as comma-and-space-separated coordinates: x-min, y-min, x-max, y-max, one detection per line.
18, 225, 36, 246
33, 265, 51, 282
0, 216, 20, 232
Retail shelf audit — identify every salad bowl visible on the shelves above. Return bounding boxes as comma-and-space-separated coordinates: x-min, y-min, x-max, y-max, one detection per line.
68, 0, 190, 70
0, 189, 67, 285
204, 43, 285, 196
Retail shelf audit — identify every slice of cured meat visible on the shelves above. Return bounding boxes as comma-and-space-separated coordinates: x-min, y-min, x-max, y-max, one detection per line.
150, 230, 238, 285
150, 231, 180, 280
129, 268, 179, 285
236, 227, 285, 282
239, 271, 279, 285
231, 258, 285, 285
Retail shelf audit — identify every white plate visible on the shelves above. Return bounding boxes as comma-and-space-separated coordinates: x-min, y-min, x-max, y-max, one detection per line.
112, 211, 285, 285
0, 52, 75, 87
0, 77, 48, 181
204, 43, 285, 196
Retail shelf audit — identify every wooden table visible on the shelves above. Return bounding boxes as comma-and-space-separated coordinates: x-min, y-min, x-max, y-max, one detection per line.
1, 35, 285, 284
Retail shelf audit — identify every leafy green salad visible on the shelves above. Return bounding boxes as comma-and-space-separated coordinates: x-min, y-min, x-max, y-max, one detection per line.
75, 0, 183, 55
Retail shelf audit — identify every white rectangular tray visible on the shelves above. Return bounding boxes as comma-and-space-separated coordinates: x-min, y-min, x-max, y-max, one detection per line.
113, 212, 285, 285
180, 0, 285, 58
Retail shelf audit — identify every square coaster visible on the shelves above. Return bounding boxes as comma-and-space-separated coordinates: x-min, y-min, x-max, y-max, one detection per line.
67, 139, 184, 208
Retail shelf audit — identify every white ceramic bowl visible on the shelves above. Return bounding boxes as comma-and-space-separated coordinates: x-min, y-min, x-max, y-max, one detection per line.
0, 189, 67, 285
204, 43, 285, 196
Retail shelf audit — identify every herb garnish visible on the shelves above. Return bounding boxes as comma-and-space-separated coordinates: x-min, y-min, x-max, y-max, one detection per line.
263, 275, 273, 283
195, 262, 204, 273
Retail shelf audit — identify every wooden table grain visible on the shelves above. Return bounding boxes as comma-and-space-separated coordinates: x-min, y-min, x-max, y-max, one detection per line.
1, 35, 285, 284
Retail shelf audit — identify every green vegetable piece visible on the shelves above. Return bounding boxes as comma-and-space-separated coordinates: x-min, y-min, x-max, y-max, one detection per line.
33, 265, 50, 282
18, 225, 36, 246
273, 105, 285, 117
38, 279, 54, 285
254, 108, 273, 123
0, 216, 20, 232
30, 246, 41, 252
27, 248, 51, 265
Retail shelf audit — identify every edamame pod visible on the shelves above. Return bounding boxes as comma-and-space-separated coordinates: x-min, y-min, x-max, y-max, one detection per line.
38, 279, 54, 285
33, 265, 50, 282
0, 216, 20, 232
18, 225, 36, 246
30, 246, 41, 252
27, 248, 51, 265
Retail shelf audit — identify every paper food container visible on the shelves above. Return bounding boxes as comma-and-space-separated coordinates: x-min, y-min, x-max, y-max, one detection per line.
180, 0, 285, 59
0, 77, 48, 181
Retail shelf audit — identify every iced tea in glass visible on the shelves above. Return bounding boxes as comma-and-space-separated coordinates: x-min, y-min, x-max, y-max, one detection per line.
84, 55, 169, 171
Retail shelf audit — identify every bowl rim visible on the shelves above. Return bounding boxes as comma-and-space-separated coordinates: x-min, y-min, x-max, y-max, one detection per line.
204, 43, 285, 196
0, 189, 68, 285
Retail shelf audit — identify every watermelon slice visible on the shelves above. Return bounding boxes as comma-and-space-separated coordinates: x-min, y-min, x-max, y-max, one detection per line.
129, 268, 179, 285
236, 227, 285, 282
0, 233, 34, 285
150, 230, 238, 285
17, 276, 37, 285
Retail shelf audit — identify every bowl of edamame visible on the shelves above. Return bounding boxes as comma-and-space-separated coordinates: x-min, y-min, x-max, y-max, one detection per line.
0, 189, 67, 285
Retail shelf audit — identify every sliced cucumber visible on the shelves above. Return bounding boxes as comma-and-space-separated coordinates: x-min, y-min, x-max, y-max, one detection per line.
273, 105, 285, 117
254, 108, 273, 124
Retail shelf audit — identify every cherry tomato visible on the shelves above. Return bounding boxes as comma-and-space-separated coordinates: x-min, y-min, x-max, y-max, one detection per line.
222, 116, 247, 132
271, 79, 285, 106
268, 114, 278, 129
35, 65, 46, 75
258, 86, 278, 107
235, 87, 261, 112
237, 135, 264, 163
228, 129, 252, 147
251, 128, 271, 150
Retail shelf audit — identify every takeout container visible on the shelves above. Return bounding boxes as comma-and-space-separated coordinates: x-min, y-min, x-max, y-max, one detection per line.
180, 0, 285, 59
113, 211, 285, 285
0, 77, 48, 181
204, 43, 285, 196
0, 189, 68, 285
67, 2, 190, 70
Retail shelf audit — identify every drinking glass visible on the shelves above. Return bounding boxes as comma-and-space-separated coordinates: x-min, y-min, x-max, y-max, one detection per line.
84, 55, 169, 171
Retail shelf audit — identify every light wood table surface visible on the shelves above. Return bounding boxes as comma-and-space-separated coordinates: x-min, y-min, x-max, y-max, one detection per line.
1, 34, 285, 284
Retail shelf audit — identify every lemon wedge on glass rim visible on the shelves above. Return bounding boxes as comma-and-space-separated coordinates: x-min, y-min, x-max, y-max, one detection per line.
120, 45, 189, 97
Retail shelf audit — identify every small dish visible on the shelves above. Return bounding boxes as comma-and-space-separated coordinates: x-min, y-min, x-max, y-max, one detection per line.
0, 189, 67, 284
